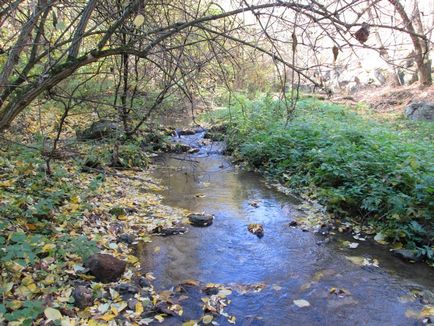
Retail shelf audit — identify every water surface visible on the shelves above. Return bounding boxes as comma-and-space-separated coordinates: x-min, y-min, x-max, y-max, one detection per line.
143, 133, 433, 325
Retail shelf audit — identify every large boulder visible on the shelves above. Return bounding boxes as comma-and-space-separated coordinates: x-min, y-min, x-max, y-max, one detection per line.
404, 102, 434, 121
85, 253, 126, 283
77, 120, 119, 140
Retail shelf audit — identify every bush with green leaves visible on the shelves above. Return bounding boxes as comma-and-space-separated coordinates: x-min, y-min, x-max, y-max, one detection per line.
212, 94, 434, 263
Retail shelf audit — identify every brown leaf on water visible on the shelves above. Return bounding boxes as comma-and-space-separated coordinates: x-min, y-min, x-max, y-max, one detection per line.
248, 223, 264, 238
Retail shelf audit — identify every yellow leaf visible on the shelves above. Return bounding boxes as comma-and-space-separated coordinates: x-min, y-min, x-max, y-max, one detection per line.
4, 261, 24, 273
155, 314, 165, 323
8, 300, 23, 310
21, 276, 34, 286
44, 307, 62, 321
43, 274, 56, 285
421, 305, 434, 317
70, 195, 80, 204
42, 243, 56, 252
100, 313, 116, 321
110, 305, 119, 317
133, 14, 145, 27
127, 255, 139, 265
135, 302, 143, 315
182, 321, 199, 326
0, 179, 15, 188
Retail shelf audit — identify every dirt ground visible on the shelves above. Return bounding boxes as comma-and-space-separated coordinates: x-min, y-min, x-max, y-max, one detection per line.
331, 84, 434, 120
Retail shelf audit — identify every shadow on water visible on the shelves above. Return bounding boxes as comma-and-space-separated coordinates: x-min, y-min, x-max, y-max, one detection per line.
141, 133, 433, 326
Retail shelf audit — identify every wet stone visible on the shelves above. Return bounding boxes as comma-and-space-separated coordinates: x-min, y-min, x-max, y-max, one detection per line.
391, 249, 423, 262
202, 286, 219, 296
152, 226, 188, 236
288, 220, 298, 227
188, 213, 214, 227
117, 234, 136, 244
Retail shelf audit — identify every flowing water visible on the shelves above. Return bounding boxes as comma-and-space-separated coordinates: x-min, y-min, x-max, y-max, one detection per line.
142, 132, 433, 326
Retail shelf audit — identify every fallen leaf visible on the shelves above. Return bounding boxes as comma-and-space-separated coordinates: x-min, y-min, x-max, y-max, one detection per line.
135, 302, 144, 315
45, 307, 62, 321
133, 14, 145, 27
155, 314, 165, 323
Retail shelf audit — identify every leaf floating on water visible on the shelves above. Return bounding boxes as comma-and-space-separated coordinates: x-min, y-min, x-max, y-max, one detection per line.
293, 299, 311, 308
202, 314, 213, 324
217, 288, 232, 298
183, 321, 199, 326
248, 223, 264, 238
194, 193, 206, 198
421, 305, 434, 318
272, 284, 283, 291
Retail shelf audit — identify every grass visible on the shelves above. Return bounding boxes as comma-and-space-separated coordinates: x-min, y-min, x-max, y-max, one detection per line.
203, 94, 434, 263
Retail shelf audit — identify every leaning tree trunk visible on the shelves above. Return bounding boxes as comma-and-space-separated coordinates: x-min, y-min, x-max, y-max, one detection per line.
388, 0, 432, 86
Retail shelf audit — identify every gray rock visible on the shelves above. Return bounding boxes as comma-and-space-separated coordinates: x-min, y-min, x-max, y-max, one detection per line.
391, 249, 422, 262
188, 213, 214, 227
404, 102, 434, 121
72, 286, 93, 309
85, 253, 126, 283
77, 120, 119, 140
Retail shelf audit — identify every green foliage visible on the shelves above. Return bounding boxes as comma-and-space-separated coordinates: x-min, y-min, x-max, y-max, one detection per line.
111, 140, 150, 169
0, 231, 99, 266
0, 232, 44, 266
55, 235, 99, 261
213, 94, 434, 262
3, 300, 43, 325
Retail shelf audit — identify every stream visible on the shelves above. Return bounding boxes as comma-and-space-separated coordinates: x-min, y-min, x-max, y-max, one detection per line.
143, 131, 433, 325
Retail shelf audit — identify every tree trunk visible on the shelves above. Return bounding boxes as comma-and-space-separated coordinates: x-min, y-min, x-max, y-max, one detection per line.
388, 0, 432, 86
